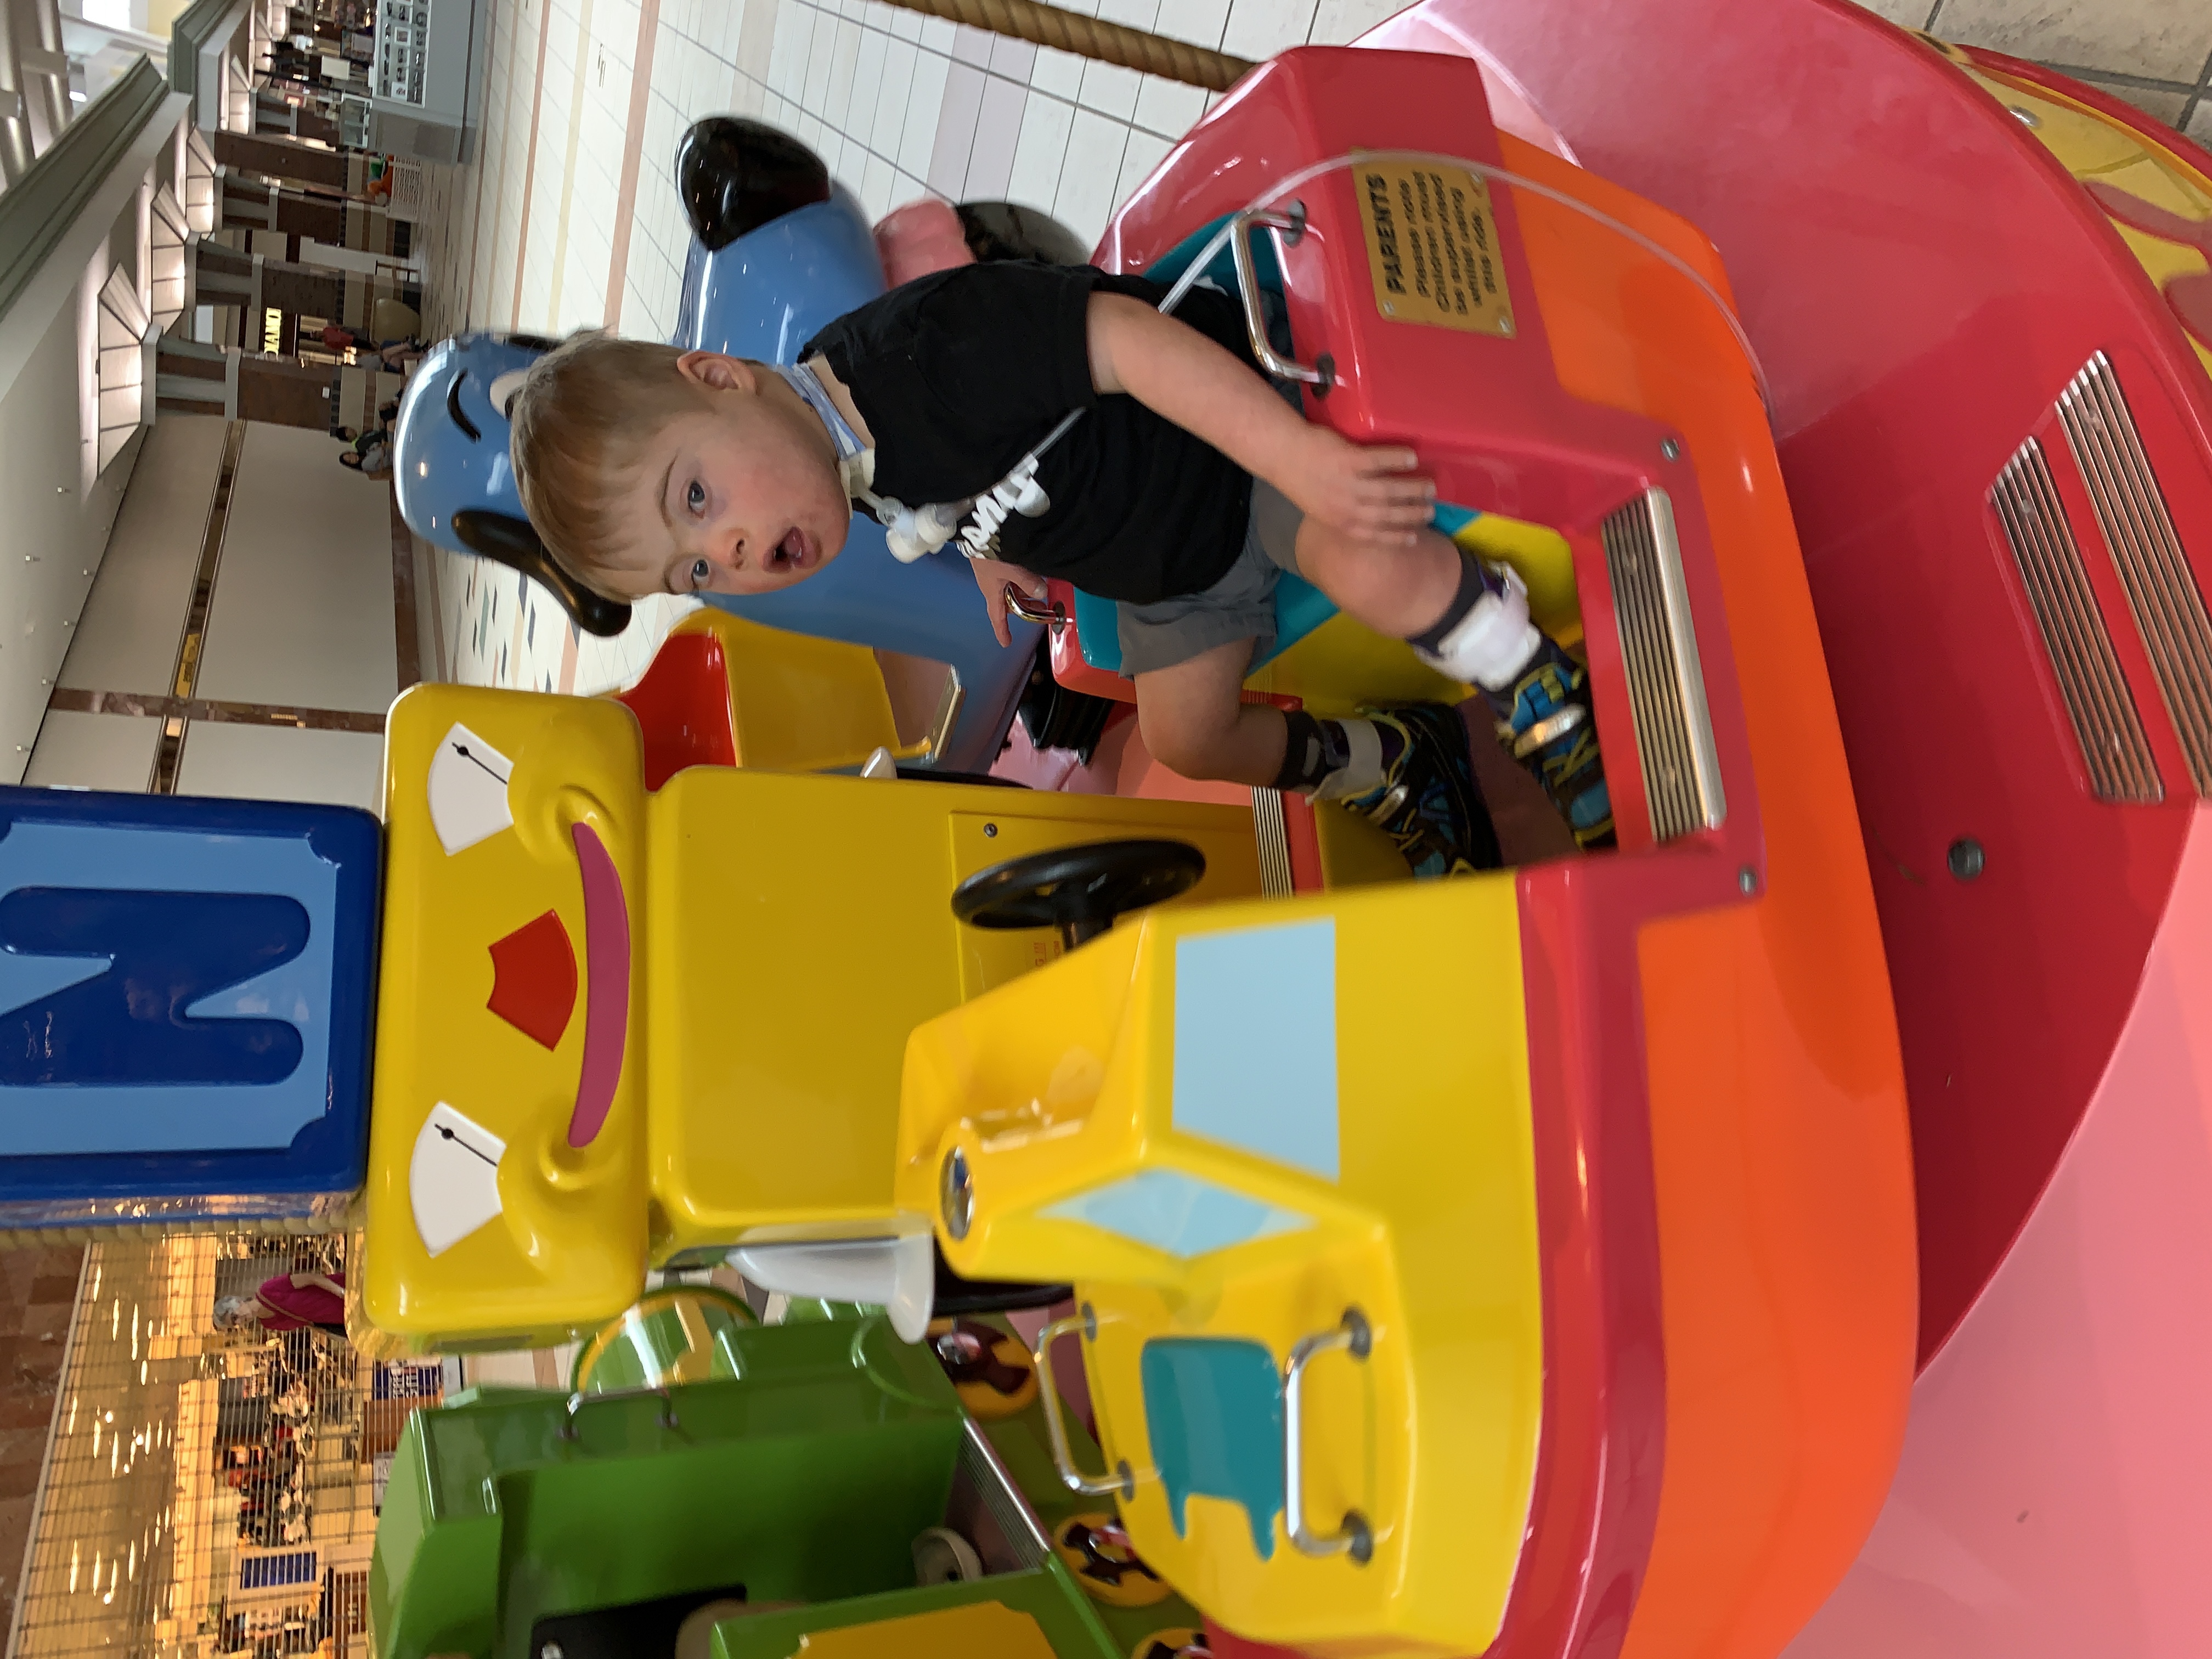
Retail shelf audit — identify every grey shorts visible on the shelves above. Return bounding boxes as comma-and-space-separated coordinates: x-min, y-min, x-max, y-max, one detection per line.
1116, 480, 1305, 677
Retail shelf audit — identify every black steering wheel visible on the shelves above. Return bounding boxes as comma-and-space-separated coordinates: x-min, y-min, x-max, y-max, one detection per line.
951, 839, 1206, 951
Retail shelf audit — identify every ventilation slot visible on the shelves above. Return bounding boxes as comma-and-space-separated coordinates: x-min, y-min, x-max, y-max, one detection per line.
1990, 439, 2162, 801
1251, 787, 1294, 896
1601, 488, 1725, 841
2057, 352, 2212, 795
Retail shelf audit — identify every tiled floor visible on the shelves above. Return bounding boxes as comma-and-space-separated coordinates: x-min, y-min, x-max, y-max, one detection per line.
421, 0, 2212, 690
1857, 0, 2212, 132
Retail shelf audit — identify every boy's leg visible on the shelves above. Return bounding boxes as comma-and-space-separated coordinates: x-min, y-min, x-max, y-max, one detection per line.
1132, 642, 1498, 877
1294, 516, 1616, 849
1131, 639, 1284, 787
1117, 513, 1496, 875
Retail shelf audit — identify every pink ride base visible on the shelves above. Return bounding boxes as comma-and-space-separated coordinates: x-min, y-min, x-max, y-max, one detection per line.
1786, 804, 2212, 1659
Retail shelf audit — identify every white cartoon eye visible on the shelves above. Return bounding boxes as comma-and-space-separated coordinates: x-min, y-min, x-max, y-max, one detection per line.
487, 368, 529, 419
426, 722, 514, 856
410, 1102, 507, 1258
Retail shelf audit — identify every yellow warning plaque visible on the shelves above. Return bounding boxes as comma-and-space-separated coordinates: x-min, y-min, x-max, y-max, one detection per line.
1353, 157, 1515, 336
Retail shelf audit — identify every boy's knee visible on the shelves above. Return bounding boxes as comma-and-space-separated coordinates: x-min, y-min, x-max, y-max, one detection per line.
1138, 697, 1233, 781
1295, 516, 1384, 607
1293, 514, 1343, 575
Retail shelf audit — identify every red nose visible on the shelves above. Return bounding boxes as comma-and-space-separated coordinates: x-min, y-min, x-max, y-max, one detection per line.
487, 910, 577, 1049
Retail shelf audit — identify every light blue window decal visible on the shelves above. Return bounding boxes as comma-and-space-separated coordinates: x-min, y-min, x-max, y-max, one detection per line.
1172, 918, 1338, 1180
0, 820, 339, 1155
1142, 1336, 1284, 1559
1040, 1169, 1311, 1260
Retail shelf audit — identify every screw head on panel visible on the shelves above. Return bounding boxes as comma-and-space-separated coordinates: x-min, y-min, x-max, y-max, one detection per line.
940, 1147, 974, 1241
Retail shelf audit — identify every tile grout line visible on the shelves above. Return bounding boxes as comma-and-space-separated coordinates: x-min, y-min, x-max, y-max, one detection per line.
744, 55, 1193, 202
601, 0, 665, 328
760, 13, 1215, 157
2034, 60, 2203, 97
491, 0, 523, 319
543, 0, 599, 328
459, 0, 502, 327
2179, 44, 2212, 136
510, 0, 560, 328
47, 689, 387, 735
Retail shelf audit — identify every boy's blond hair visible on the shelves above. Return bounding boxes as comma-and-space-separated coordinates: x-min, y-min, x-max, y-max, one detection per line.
508, 331, 716, 590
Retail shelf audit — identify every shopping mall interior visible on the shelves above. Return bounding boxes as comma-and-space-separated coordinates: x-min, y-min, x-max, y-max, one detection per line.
4, 0, 2212, 1654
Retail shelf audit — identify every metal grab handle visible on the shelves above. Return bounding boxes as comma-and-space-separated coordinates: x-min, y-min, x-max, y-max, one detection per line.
1229, 201, 1334, 393
1003, 583, 1066, 634
1284, 1308, 1374, 1562
558, 1383, 678, 1441
1032, 1306, 1134, 1498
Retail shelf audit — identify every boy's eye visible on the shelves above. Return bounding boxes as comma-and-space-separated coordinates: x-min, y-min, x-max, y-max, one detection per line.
689, 557, 712, 589
686, 479, 706, 513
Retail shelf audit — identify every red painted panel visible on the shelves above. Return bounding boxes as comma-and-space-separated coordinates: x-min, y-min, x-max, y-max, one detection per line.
1367, 0, 2199, 1365
1102, 48, 1769, 1659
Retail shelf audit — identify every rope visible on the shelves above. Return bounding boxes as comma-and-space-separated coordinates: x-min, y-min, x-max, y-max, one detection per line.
871, 0, 1253, 92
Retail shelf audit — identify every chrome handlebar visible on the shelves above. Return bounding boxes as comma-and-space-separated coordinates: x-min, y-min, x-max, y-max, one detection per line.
1003, 584, 1067, 634
1229, 201, 1335, 393
1284, 1307, 1373, 1562
1032, 1306, 1135, 1499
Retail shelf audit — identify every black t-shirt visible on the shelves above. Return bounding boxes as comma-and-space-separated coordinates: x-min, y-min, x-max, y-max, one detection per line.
803, 262, 1259, 605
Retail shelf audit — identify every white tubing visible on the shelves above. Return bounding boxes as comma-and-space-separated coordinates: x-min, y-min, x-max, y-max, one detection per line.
1156, 148, 1774, 417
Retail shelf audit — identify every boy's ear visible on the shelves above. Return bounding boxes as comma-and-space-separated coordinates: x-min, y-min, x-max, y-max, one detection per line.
676, 350, 758, 394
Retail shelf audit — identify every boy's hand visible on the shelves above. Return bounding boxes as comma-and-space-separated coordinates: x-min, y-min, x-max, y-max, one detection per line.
1284, 427, 1436, 549
971, 555, 1046, 647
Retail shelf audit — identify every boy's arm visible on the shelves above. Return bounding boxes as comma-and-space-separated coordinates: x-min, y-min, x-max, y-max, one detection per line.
1085, 291, 1436, 548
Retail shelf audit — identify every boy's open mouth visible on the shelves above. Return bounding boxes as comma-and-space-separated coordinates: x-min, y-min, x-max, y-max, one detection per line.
767, 527, 817, 573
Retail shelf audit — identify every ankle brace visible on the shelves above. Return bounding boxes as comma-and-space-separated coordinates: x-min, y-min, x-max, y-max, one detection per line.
1273, 711, 1393, 800
1408, 554, 1541, 692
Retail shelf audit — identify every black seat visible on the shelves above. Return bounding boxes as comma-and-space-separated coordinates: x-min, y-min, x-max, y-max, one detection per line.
676, 117, 832, 252
453, 509, 631, 639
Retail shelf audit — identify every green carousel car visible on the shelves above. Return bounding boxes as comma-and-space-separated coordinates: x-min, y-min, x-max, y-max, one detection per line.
369, 1307, 1206, 1659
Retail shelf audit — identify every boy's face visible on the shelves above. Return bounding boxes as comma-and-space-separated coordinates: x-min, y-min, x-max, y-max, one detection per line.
599, 352, 851, 601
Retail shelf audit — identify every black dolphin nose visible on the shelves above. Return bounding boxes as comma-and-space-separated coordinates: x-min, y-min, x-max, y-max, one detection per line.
453, 510, 633, 640
675, 117, 832, 252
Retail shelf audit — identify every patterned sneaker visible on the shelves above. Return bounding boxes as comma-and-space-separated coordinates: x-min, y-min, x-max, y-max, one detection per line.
1341, 704, 1501, 878
1482, 636, 1616, 849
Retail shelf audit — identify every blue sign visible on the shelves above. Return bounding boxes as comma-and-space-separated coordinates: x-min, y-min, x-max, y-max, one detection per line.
0, 887, 311, 1090
0, 789, 381, 1218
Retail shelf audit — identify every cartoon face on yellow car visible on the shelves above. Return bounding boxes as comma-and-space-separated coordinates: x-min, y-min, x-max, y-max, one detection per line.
362, 685, 651, 1344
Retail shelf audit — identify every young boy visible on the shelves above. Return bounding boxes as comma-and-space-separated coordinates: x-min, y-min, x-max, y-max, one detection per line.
509, 262, 1612, 871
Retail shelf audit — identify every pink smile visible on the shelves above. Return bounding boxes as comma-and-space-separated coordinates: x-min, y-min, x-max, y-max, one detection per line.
566, 822, 630, 1148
